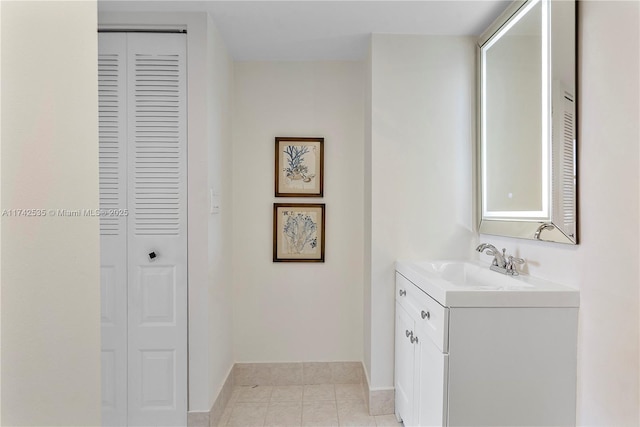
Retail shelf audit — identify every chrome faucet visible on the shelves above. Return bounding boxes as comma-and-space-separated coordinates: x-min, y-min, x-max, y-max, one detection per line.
476, 243, 506, 268
476, 243, 525, 276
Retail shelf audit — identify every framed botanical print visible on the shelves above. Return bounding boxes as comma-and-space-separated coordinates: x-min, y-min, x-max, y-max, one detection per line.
273, 203, 325, 262
275, 137, 324, 197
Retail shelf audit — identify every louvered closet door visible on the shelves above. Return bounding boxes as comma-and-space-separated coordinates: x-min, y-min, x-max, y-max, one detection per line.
98, 32, 187, 427
127, 33, 187, 427
99, 33, 129, 427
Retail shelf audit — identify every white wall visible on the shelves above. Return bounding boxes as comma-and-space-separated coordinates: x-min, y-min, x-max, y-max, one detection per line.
1, 1, 101, 424
97, 11, 235, 412
232, 61, 364, 362
366, 35, 476, 388
363, 44, 373, 387
479, 2, 640, 425
205, 13, 235, 407
1, 1, 4, 419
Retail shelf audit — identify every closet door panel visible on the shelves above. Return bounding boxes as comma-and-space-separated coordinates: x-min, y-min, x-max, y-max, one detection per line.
126, 33, 188, 427
99, 31, 187, 426
98, 32, 128, 427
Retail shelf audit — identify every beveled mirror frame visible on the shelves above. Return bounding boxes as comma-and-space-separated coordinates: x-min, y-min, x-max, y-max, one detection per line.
477, 0, 578, 244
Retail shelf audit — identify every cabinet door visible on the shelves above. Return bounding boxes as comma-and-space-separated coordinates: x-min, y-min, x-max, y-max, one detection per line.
395, 301, 415, 425
415, 329, 448, 427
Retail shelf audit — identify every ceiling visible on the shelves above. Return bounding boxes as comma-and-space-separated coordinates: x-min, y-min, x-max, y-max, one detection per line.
98, 0, 512, 61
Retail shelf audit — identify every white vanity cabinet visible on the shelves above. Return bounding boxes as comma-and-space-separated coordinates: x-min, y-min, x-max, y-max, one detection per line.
394, 263, 579, 427
395, 273, 448, 426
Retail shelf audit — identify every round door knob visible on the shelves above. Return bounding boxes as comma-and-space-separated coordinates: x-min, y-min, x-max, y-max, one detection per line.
421, 310, 430, 320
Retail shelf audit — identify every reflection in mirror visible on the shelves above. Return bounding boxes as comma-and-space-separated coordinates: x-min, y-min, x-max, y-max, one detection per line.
484, 0, 544, 216
478, 0, 577, 244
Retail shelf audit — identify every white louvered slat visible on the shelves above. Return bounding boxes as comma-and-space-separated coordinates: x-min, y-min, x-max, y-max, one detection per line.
132, 52, 184, 236
98, 50, 127, 236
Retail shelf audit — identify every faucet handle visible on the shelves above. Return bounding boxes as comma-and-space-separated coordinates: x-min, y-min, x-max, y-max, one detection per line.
495, 248, 508, 264
506, 255, 525, 275
486, 249, 498, 266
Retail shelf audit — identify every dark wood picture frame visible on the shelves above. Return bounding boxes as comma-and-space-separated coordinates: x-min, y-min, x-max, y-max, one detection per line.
275, 137, 324, 197
273, 203, 325, 262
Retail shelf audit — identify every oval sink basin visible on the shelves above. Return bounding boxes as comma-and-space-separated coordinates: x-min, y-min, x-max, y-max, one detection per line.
396, 259, 579, 308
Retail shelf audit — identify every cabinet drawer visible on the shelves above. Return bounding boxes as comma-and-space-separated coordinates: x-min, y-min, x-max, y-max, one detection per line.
396, 272, 449, 352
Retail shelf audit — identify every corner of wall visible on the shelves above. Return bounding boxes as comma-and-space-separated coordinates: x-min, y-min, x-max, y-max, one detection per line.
205, 10, 236, 413
363, 33, 373, 388
0, 1, 3, 421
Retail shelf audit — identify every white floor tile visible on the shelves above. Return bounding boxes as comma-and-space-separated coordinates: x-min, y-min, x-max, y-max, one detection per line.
220, 381, 396, 427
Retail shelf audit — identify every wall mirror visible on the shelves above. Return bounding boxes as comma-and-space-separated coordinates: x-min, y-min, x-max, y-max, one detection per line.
478, 0, 577, 244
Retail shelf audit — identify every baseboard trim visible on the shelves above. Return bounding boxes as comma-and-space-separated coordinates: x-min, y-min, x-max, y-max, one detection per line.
186, 410, 209, 427
210, 366, 234, 427
187, 365, 234, 427
362, 365, 395, 416
232, 361, 364, 386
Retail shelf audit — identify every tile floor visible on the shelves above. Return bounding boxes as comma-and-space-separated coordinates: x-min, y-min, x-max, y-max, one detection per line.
218, 383, 402, 427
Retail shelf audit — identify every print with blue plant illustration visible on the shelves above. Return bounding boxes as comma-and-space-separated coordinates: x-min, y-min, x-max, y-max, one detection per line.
282, 210, 318, 254
283, 145, 316, 183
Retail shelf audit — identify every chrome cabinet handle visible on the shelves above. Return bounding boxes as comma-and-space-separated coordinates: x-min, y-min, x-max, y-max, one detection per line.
421, 310, 430, 320
399, 289, 406, 296
405, 330, 411, 338
410, 335, 419, 344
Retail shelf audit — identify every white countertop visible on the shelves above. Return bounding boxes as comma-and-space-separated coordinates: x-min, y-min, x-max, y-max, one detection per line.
395, 259, 580, 308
